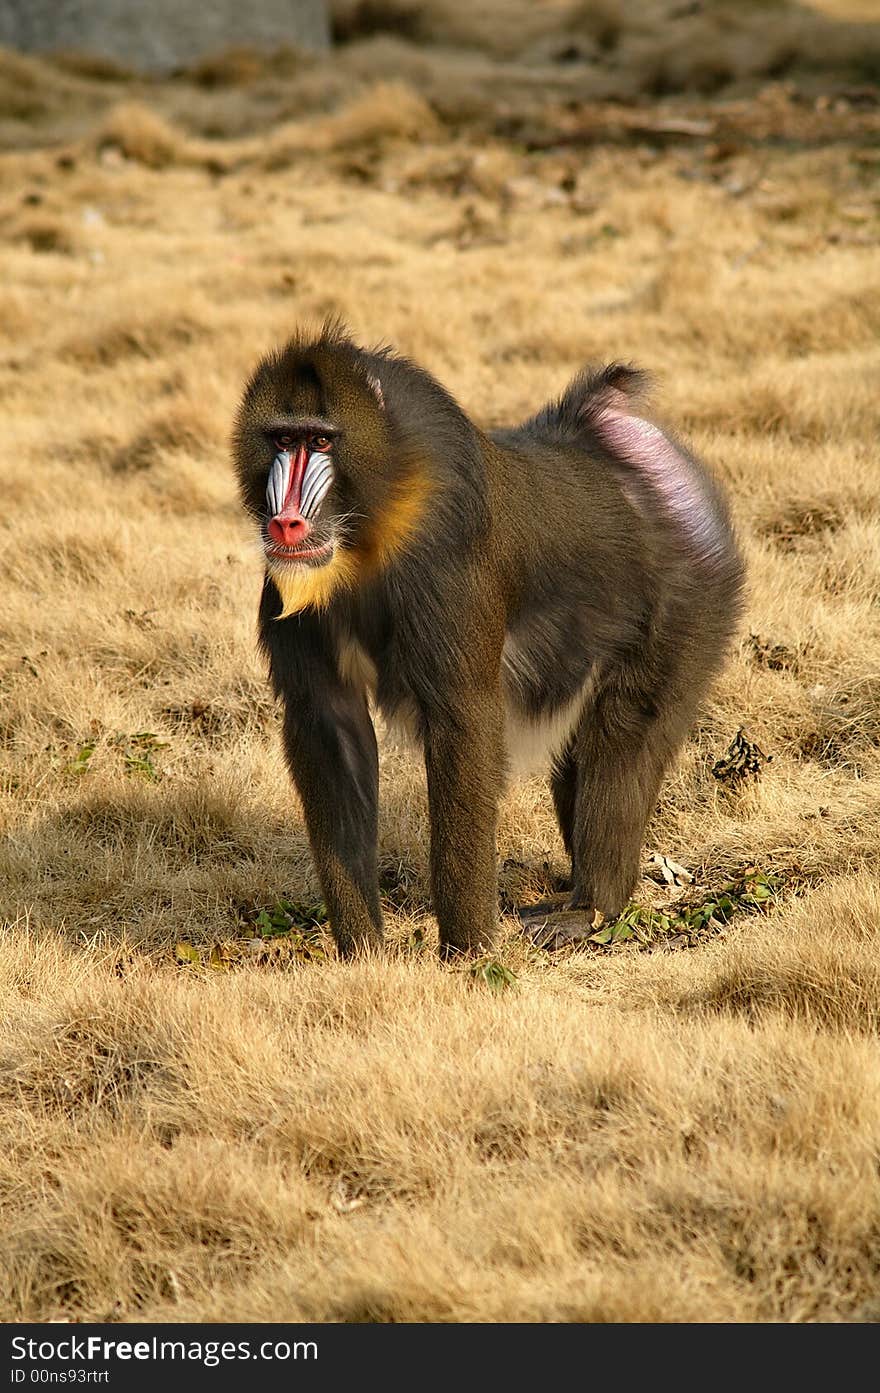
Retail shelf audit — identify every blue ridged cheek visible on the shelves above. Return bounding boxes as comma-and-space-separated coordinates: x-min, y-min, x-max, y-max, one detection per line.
266, 451, 292, 517
299, 452, 334, 520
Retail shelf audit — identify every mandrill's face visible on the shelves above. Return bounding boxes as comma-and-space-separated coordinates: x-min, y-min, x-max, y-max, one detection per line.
247, 409, 357, 618
233, 342, 397, 616
262, 425, 339, 570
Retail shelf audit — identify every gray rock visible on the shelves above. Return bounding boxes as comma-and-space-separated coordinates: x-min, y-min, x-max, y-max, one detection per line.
0, 0, 331, 72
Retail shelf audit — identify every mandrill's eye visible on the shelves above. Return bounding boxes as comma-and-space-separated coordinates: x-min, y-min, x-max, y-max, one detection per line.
274, 434, 294, 451
311, 435, 333, 452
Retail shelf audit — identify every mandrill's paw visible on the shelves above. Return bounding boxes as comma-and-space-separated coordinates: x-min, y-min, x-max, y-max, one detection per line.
520, 907, 606, 952
515, 893, 571, 924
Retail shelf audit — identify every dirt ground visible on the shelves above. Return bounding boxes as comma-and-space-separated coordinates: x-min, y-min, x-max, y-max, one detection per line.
1, 0, 879, 1323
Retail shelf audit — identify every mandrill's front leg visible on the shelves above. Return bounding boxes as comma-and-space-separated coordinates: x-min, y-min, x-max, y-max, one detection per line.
422, 683, 505, 958
279, 674, 383, 958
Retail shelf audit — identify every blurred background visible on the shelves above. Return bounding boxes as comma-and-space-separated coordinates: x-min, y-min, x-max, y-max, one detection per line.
1, 1, 878, 147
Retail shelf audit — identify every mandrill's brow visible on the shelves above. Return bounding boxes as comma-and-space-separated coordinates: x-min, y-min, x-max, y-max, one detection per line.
262, 416, 340, 442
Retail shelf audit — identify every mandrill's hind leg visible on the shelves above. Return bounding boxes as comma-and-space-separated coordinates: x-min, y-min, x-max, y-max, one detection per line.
525, 675, 685, 950
550, 745, 577, 864
515, 749, 576, 927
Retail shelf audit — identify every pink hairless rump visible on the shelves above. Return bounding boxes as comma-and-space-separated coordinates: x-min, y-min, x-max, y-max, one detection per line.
597, 408, 727, 566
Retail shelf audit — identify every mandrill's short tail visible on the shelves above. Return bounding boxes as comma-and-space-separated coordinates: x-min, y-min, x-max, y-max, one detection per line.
523, 361, 651, 438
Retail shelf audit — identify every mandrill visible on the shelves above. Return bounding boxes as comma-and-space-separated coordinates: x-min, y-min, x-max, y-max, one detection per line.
233, 323, 744, 956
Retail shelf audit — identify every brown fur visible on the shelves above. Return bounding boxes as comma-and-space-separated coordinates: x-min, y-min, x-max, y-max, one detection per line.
235, 327, 744, 957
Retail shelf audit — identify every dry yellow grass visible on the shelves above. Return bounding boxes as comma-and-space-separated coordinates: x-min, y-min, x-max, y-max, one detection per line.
1, 1, 880, 1323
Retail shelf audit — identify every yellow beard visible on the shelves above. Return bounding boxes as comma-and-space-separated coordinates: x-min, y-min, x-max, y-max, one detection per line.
270, 547, 359, 618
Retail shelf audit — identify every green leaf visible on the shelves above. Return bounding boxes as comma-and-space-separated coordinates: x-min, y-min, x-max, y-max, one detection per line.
252, 899, 329, 939
175, 942, 200, 965
255, 910, 274, 937
66, 742, 96, 776
123, 753, 158, 780
745, 883, 771, 902
131, 731, 169, 750
471, 959, 517, 992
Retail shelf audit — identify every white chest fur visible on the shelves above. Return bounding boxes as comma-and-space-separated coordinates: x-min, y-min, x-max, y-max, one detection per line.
336, 635, 379, 696
337, 634, 595, 778
503, 685, 589, 776
500, 634, 597, 776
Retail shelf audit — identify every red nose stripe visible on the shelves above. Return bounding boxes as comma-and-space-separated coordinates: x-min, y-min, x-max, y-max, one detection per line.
283, 444, 308, 512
